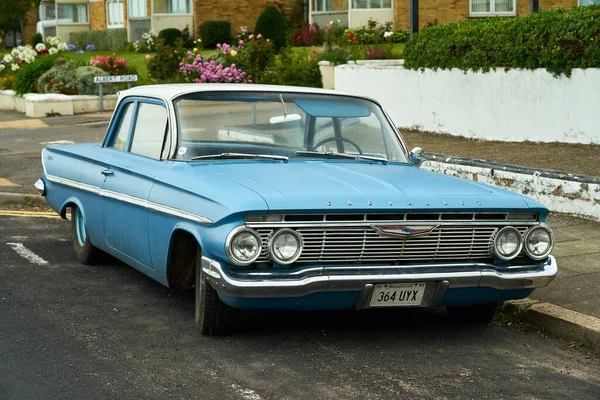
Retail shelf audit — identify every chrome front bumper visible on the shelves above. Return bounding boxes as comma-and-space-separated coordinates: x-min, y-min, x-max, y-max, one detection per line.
202, 256, 557, 299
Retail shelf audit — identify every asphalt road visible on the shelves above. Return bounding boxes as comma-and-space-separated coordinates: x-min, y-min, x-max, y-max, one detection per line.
1, 215, 599, 400
0, 113, 109, 194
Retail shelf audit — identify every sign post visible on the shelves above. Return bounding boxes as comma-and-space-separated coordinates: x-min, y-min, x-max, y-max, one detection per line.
94, 74, 138, 112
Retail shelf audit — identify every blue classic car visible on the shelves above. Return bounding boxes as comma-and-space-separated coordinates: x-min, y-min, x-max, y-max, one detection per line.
36, 84, 557, 335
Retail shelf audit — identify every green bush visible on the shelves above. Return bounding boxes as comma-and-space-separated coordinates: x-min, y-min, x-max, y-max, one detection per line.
12, 55, 58, 95
261, 50, 322, 88
147, 41, 184, 81
199, 21, 231, 49
30, 33, 44, 46
404, 6, 600, 77
37, 59, 114, 95
158, 28, 183, 47
37, 59, 79, 95
75, 66, 114, 95
254, 6, 289, 52
70, 29, 128, 51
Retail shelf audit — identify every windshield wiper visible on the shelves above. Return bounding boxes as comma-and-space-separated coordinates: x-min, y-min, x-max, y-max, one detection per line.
190, 153, 289, 162
295, 151, 388, 164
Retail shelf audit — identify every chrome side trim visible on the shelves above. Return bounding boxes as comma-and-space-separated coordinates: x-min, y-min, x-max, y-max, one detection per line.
45, 174, 213, 224
201, 255, 558, 299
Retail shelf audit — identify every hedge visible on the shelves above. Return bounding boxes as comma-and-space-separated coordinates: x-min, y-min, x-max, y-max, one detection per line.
199, 21, 231, 49
403, 6, 600, 77
70, 29, 128, 51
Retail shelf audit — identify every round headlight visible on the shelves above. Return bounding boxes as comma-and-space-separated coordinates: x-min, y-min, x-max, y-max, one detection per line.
226, 227, 262, 266
494, 226, 523, 260
269, 229, 303, 265
524, 225, 554, 260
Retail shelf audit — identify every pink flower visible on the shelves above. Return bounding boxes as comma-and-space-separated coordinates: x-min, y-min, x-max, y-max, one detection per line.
325, 24, 330, 29
266, 39, 270, 42
217, 43, 222, 49
145, 54, 151, 61
257, 34, 262, 39
249, 34, 254, 40
239, 40, 243, 45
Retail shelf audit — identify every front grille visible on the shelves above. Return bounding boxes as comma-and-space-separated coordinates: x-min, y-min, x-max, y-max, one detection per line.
254, 224, 532, 264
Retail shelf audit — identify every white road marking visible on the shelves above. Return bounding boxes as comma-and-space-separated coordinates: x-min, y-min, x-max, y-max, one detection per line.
6, 242, 49, 266
231, 384, 262, 400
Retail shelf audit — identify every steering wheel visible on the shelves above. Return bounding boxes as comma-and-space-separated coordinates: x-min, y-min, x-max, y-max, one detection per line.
311, 137, 363, 155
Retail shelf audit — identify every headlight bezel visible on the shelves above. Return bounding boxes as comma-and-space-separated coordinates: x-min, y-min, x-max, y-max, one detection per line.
268, 228, 303, 265
524, 224, 554, 260
493, 226, 523, 261
226, 227, 263, 266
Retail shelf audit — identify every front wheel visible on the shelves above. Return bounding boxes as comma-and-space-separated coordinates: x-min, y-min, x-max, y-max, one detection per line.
446, 302, 498, 324
195, 247, 240, 336
71, 205, 103, 264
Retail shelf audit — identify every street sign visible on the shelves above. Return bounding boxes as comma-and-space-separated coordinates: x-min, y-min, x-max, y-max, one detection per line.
93, 74, 138, 84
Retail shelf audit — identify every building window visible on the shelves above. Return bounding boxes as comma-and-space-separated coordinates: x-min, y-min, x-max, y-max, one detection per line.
153, 0, 191, 14
470, 0, 515, 15
351, 0, 392, 9
315, 0, 332, 11
57, 4, 89, 23
107, 0, 124, 28
579, 0, 600, 5
129, 0, 147, 18
40, 2, 56, 21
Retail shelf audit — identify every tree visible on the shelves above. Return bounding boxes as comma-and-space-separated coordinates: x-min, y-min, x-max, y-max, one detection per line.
0, 0, 41, 45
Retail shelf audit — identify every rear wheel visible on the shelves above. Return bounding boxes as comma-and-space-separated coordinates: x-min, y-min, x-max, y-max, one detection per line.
71, 205, 102, 264
446, 302, 498, 324
195, 246, 240, 335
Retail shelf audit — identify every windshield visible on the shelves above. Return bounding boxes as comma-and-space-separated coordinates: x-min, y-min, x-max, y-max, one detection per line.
173, 91, 408, 163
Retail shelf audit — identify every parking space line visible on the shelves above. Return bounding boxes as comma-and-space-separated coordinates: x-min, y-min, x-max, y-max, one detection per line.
0, 210, 61, 219
6, 242, 49, 266
0, 119, 49, 130
0, 178, 20, 187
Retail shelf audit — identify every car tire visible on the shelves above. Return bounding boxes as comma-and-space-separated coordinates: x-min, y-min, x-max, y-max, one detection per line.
71, 205, 103, 265
446, 302, 498, 324
195, 246, 240, 336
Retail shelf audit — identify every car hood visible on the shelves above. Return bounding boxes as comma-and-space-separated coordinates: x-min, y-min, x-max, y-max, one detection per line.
192, 161, 538, 213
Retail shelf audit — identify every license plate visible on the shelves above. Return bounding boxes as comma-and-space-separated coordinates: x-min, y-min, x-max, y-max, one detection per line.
369, 282, 427, 307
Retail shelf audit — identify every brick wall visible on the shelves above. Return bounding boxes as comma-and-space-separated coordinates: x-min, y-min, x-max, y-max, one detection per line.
193, 0, 296, 36
395, 0, 578, 30
90, 0, 107, 31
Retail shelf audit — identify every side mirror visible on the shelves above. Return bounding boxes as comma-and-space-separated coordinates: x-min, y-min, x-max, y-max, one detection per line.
409, 147, 424, 167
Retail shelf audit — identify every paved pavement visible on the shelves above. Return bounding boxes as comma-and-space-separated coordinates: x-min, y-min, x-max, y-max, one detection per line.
0, 111, 599, 349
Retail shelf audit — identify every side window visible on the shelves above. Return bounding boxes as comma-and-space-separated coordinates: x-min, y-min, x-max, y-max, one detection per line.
130, 103, 168, 159
111, 102, 134, 151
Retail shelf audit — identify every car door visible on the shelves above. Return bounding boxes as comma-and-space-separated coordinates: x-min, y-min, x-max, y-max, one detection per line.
100, 98, 170, 271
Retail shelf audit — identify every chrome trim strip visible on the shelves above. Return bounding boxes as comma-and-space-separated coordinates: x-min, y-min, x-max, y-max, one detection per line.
247, 221, 539, 228
45, 174, 213, 224
201, 255, 558, 299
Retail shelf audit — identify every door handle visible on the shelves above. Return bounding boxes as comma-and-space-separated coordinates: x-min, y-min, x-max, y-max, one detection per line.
101, 169, 114, 182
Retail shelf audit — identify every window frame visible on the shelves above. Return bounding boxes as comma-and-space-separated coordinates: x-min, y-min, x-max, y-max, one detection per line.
56, 3, 89, 24
315, 0, 332, 12
128, 0, 147, 18
469, 0, 516, 17
106, 0, 125, 28
350, 0, 393, 10
103, 97, 171, 160
578, 0, 600, 5
153, 0, 192, 15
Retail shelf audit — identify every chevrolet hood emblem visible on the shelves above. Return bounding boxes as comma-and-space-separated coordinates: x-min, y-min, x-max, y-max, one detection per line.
371, 225, 439, 238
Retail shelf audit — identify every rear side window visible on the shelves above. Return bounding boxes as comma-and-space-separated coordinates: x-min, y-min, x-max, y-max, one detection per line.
130, 103, 168, 159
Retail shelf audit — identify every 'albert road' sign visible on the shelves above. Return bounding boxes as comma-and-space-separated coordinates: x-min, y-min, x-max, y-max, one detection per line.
93, 75, 138, 84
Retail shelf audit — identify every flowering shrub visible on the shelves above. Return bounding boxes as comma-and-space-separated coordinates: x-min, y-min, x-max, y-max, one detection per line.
343, 20, 409, 45
86, 44, 96, 51
90, 54, 133, 75
291, 23, 322, 46
0, 36, 69, 74
180, 53, 250, 83
147, 40, 185, 81
365, 46, 394, 60
37, 59, 114, 95
133, 30, 157, 53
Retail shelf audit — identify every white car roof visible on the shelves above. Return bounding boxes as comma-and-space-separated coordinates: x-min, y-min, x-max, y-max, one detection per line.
118, 83, 378, 104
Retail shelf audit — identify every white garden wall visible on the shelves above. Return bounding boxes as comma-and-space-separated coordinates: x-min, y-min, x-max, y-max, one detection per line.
335, 62, 600, 144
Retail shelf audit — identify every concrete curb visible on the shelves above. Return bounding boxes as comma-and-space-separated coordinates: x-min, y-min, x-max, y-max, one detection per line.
0, 192, 47, 206
504, 299, 600, 351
